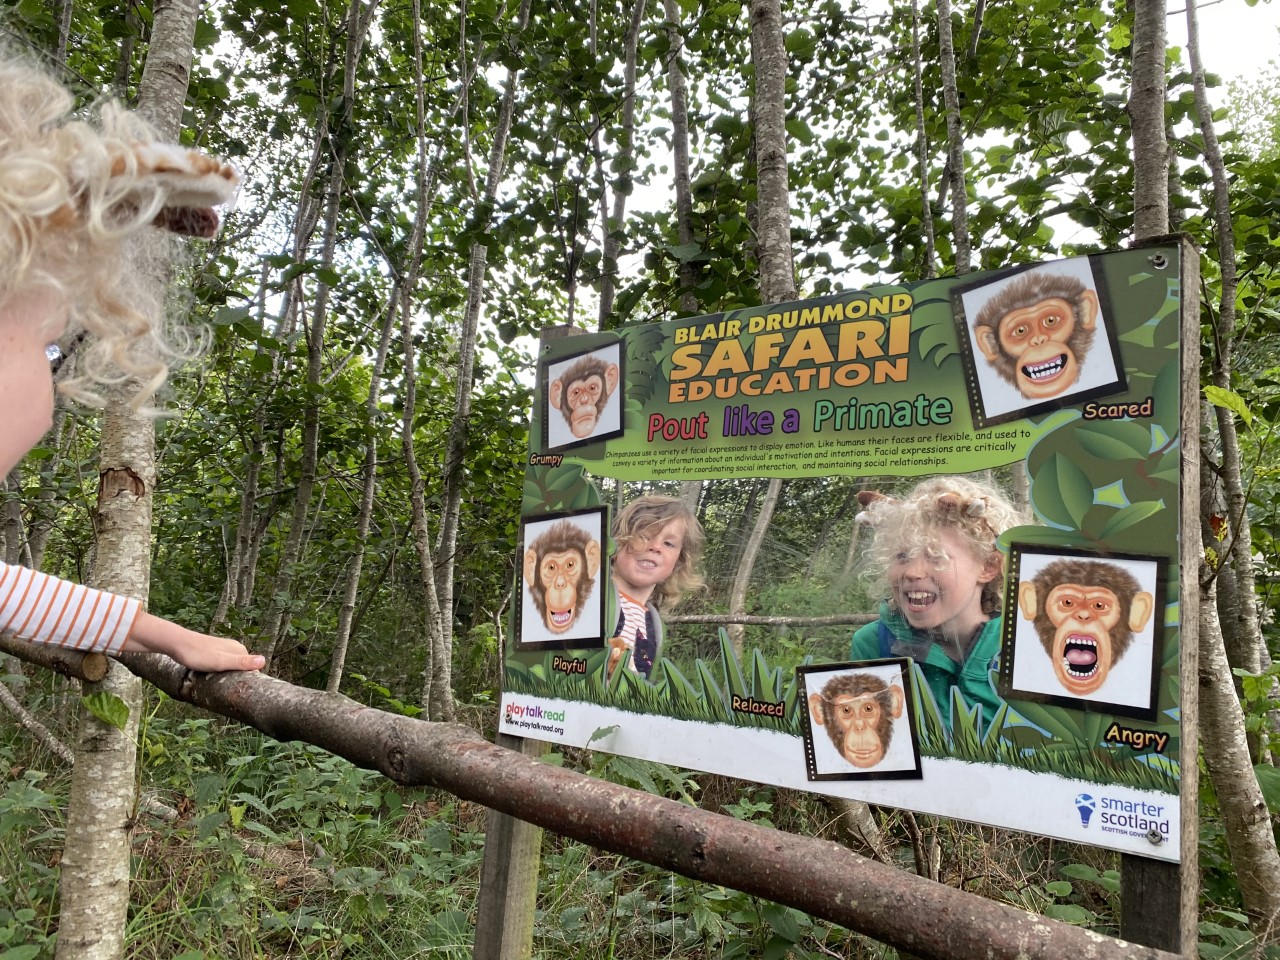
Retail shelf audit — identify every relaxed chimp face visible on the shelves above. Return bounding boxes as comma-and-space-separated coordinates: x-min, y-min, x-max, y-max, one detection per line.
809, 673, 904, 769
523, 520, 601, 634
550, 356, 620, 439
974, 273, 1100, 400
1018, 559, 1153, 696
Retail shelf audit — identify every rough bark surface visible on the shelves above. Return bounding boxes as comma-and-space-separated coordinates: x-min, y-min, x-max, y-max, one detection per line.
56, 5, 203, 956
1128, 0, 1169, 239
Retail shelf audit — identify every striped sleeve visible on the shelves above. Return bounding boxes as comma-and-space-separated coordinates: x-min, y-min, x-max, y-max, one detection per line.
0, 563, 140, 655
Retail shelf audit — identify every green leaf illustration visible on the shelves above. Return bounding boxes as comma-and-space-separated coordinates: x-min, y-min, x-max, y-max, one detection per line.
1075, 422, 1151, 461
1032, 453, 1095, 529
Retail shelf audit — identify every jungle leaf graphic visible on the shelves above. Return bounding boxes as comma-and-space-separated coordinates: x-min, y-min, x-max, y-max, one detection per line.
1032, 452, 1094, 529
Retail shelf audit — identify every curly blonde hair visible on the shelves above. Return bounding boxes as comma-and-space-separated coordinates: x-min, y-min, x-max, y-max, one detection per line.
612, 495, 705, 613
858, 475, 1027, 615
0, 56, 214, 405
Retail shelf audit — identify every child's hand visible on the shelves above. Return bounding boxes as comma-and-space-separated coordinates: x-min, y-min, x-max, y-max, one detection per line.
123, 611, 266, 673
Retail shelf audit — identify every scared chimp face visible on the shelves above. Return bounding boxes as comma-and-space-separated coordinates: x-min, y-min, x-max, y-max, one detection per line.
523, 520, 601, 634
550, 355, 620, 439
1018, 559, 1153, 696
809, 673, 904, 769
973, 273, 1100, 400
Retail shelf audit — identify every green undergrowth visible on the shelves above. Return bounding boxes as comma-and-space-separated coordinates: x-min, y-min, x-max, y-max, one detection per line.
0, 692, 1262, 959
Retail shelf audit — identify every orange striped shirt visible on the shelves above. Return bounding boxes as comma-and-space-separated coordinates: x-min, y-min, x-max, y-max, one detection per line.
0, 562, 140, 655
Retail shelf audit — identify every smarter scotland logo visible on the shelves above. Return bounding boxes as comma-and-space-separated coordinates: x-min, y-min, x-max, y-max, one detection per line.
1075, 793, 1097, 828
1070, 791, 1171, 840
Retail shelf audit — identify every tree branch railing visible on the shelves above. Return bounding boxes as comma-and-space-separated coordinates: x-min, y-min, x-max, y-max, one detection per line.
0, 647, 1176, 960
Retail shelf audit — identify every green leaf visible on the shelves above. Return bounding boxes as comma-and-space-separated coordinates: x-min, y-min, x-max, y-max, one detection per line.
82, 692, 129, 732
1044, 903, 1094, 924
1044, 879, 1073, 897
587, 724, 619, 746
0, 948, 43, 960
1254, 764, 1280, 814
1204, 385, 1252, 427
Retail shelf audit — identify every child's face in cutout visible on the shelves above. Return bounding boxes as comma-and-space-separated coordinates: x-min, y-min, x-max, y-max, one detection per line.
612, 519, 685, 602
0, 289, 66, 478
888, 526, 998, 637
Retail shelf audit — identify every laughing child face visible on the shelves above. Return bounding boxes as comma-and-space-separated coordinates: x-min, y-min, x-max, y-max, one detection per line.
888, 526, 1000, 639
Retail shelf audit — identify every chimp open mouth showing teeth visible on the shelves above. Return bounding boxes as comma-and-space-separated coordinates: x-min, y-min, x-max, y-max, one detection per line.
550, 609, 573, 628
1021, 354, 1067, 382
1062, 634, 1098, 678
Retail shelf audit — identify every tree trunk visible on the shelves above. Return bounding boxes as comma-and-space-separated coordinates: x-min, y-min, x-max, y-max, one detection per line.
327, 294, 395, 691
1199, 578, 1280, 934
261, 0, 379, 667
598, 0, 647, 323
663, 0, 698, 314
910, 0, 937, 279
426, 0, 532, 720
1129, 0, 1169, 239
56, 4, 201, 955
936, 0, 970, 273
1184, 0, 1280, 936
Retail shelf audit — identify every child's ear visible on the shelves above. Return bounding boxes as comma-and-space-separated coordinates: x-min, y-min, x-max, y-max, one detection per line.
977, 552, 1003, 584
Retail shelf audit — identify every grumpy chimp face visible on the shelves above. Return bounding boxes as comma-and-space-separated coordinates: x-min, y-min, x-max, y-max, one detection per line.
550, 355, 620, 439
1018, 559, 1154, 696
973, 273, 1100, 400
808, 673, 904, 769
523, 520, 601, 634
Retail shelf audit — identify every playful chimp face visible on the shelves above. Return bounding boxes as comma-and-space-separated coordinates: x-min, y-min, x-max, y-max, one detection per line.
550, 356, 620, 439
974, 274, 1100, 401
889, 527, 998, 638
1018, 559, 1153, 696
523, 520, 601, 635
809, 674, 904, 769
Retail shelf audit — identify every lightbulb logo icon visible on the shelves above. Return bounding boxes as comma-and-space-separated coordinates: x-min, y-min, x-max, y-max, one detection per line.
1075, 793, 1096, 828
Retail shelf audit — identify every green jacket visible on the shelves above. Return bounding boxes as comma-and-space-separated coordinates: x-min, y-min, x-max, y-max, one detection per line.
850, 602, 1005, 730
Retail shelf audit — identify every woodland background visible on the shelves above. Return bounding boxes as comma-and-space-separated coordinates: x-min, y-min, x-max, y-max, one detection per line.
1, 0, 1279, 956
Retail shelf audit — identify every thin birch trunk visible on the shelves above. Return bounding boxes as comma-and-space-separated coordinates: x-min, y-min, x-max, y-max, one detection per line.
56, 5, 199, 955
936, 0, 970, 273
400, 0, 451, 722
328, 296, 395, 691
1129, 0, 1168, 240
663, 0, 698, 314
746, 0, 885, 868
1184, 0, 1280, 935
1199, 578, 1280, 934
729, 0, 794, 653
910, 0, 937, 279
1186, 0, 1264, 671
261, 0, 379, 666
598, 0, 647, 323
426, 0, 532, 720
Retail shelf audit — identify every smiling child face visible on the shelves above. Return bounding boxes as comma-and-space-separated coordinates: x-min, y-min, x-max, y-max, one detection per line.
611, 519, 685, 604
888, 527, 999, 639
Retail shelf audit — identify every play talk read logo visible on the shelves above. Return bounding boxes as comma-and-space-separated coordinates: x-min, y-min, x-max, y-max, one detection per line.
504, 699, 568, 736
1073, 792, 1170, 841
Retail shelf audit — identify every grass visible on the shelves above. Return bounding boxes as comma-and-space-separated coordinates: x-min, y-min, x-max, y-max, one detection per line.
507, 628, 1181, 793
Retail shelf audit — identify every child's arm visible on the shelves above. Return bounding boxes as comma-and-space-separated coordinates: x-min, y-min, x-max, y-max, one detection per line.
122, 611, 265, 673
0, 562, 263, 673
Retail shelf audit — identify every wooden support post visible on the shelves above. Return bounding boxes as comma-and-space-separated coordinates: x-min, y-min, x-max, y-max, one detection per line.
473, 732, 548, 960
1119, 236, 1200, 956
473, 323, 582, 960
